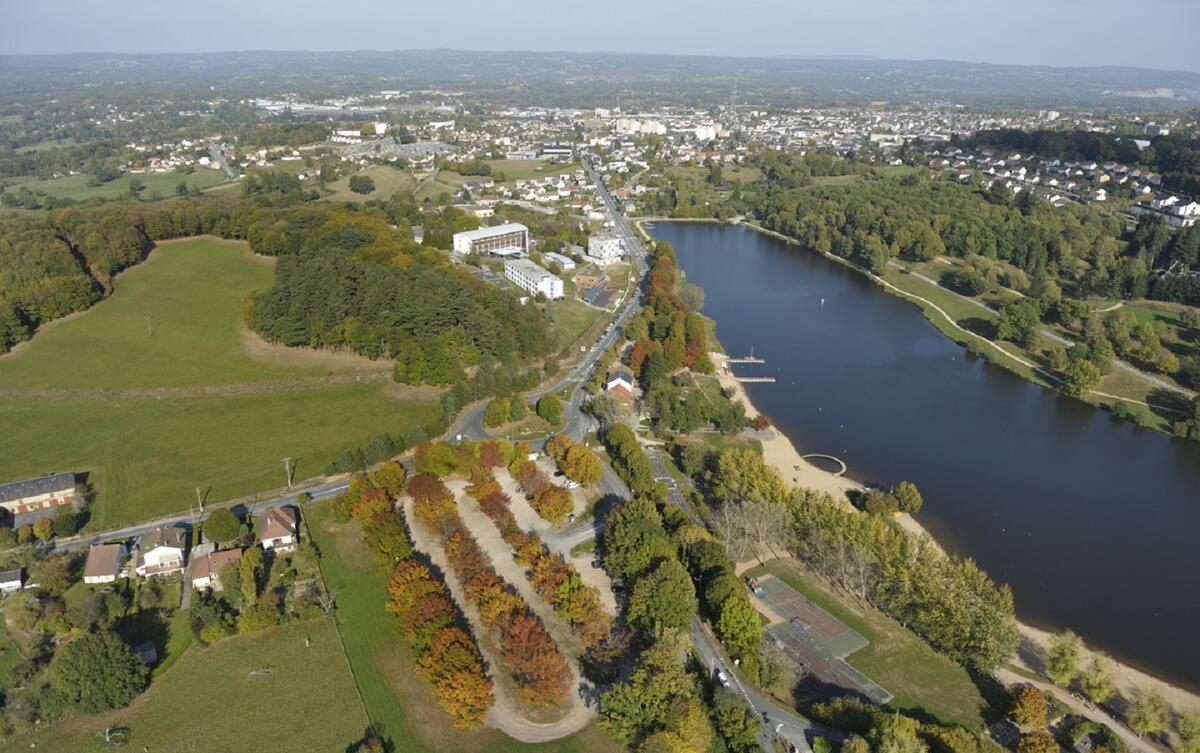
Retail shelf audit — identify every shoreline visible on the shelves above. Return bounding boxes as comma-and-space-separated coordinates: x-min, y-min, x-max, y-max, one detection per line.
717, 372, 1200, 715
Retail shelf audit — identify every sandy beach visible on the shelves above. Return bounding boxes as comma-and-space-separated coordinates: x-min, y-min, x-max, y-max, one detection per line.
718, 371, 1200, 715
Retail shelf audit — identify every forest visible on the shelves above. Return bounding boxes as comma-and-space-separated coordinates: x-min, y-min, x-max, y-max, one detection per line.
0, 193, 556, 383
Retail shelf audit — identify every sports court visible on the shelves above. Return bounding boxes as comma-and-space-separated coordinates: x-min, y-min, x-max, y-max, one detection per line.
753, 575, 893, 704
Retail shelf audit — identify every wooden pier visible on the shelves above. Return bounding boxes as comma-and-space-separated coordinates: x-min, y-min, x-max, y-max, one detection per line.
736, 376, 777, 383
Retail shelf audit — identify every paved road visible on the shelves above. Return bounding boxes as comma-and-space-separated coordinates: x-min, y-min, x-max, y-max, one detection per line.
208, 144, 236, 180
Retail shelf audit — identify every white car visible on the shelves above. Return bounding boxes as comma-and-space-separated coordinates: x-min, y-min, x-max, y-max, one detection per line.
717, 670, 730, 688
564, 480, 580, 490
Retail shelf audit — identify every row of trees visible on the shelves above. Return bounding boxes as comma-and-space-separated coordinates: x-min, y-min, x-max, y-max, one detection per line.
509, 450, 574, 522
811, 696, 1002, 753
465, 467, 611, 647
545, 434, 603, 486
408, 473, 573, 709
332, 462, 495, 727
601, 423, 668, 501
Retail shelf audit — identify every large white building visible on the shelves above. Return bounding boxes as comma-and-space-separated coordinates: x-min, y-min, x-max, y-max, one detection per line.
452, 223, 529, 256
587, 234, 624, 266
505, 259, 564, 300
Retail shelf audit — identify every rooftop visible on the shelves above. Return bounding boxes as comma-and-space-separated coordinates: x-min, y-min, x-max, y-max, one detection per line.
454, 222, 528, 241
0, 472, 76, 504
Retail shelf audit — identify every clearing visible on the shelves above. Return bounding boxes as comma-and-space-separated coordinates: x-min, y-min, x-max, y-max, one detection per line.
0, 237, 439, 529
307, 502, 621, 753
7, 169, 228, 204
323, 164, 416, 202
8, 618, 367, 753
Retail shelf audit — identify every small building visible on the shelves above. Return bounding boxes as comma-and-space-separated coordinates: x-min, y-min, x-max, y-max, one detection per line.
542, 251, 576, 271
452, 223, 529, 257
256, 506, 300, 551
606, 367, 636, 404
0, 472, 80, 522
133, 526, 188, 578
573, 271, 607, 290
587, 234, 624, 266
540, 143, 573, 158
0, 568, 23, 594
83, 543, 125, 585
190, 548, 243, 591
504, 258, 564, 300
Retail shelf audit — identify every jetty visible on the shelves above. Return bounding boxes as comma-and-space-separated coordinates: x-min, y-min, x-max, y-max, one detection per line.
737, 376, 777, 383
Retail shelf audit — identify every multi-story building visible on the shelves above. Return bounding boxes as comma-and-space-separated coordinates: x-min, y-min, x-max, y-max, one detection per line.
504, 258, 564, 300
452, 223, 529, 256
0, 472, 80, 521
587, 234, 624, 266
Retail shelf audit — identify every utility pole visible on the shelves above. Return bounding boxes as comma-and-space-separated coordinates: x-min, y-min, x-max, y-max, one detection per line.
281, 457, 295, 489
194, 487, 204, 514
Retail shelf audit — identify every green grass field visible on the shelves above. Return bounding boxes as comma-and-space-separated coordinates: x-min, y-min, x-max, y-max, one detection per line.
749, 559, 991, 731
307, 503, 622, 753
7, 618, 367, 753
547, 297, 604, 350
324, 164, 416, 202
0, 237, 440, 529
10, 169, 228, 203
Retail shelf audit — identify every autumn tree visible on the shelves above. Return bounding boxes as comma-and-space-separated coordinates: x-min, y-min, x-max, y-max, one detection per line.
1017, 731, 1058, 753
1009, 686, 1048, 728
532, 484, 573, 522
1127, 689, 1171, 736
483, 397, 510, 428
502, 612, 572, 708
33, 517, 54, 542
716, 595, 763, 657
562, 444, 602, 486
1081, 655, 1117, 703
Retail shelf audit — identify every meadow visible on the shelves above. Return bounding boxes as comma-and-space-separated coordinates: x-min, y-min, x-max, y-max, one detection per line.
6, 618, 368, 753
0, 237, 440, 529
9, 169, 228, 203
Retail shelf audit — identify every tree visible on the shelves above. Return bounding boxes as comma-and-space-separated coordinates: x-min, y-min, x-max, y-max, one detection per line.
483, 397, 510, 428
1017, 731, 1058, 753
870, 712, 929, 753
1178, 711, 1200, 753
628, 559, 697, 632
1081, 655, 1117, 703
509, 396, 527, 422
997, 299, 1042, 348
716, 596, 763, 657
562, 444, 602, 486
48, 632, 149, 712
1062, 358, 1101, 397
862, 489, 899, 516
240, 545, 265, 604
712, 689, 761, 753
32, 517, 54, 542
537, 393, 563, 425
348, 174, 376, 194
1008, 686, 1048, 728
891, 481, 923, 514
204, 508, 241, 544
1127, 689, 1171, 736
1044, 630, 1083, 687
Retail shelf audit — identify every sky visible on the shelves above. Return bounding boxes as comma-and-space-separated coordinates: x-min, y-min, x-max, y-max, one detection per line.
2, 0, 1197, 73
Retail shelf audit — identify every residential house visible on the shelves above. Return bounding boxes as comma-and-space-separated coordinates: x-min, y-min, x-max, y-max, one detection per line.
133, 527, 189, 578
256, 505, 300, 551
0, 472, 80, 523
606, 367, 636, 405
190, 548, 243, 590
83, 543, 125, 584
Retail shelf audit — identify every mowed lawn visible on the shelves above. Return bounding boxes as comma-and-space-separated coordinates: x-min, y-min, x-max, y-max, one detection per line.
8, 618, 367, 753
751, 559, 991, 731
0, 237, 440, 529
308, 503, 622, 753
324, 165, 416, 202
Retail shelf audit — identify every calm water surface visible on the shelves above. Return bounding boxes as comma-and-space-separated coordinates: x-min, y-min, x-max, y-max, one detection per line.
654, 221, 1200, 691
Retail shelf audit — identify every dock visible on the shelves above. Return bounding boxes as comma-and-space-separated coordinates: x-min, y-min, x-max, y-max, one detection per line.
726, 356, 765, 364
737, 376, 777, 383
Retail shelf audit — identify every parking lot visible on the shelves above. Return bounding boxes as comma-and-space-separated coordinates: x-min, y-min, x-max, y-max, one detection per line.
753, 576, 893, 705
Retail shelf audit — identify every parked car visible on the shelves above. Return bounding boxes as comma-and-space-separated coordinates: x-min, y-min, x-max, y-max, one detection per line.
717, 670, 731, 688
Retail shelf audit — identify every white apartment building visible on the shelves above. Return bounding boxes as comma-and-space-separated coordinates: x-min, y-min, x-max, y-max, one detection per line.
452, 223, 529, 256
587, 234, 624, 266
505, 259, 564, 300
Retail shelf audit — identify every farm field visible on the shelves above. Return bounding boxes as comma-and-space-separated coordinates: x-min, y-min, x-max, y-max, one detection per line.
8, 169, 228, 203
308, 503, 622, 753
6, 618, 367, 753
0, 237, 440, 529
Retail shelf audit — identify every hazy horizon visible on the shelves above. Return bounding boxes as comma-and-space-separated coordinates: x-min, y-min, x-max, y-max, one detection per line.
2, 0, 1198, 74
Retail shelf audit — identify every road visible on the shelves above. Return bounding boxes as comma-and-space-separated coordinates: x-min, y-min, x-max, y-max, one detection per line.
208, 143, 236, 180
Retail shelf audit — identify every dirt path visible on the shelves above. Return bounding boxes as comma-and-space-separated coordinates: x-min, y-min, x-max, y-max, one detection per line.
402, 493, 594, 743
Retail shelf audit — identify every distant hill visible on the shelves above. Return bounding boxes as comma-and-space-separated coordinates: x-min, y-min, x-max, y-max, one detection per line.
2, 50, 1198, 109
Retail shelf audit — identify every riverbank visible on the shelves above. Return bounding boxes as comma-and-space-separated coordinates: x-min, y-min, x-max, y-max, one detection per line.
718, 372, 1200, 718
645, 218, 1192, 438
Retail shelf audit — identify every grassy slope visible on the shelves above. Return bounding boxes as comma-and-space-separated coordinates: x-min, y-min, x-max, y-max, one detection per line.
0, 238, 439, 528
751, 559, 990, 731
307, 503, 622, 753
548, 297, 604, 351
11, 169, 228, 202
8, 618, 367, 753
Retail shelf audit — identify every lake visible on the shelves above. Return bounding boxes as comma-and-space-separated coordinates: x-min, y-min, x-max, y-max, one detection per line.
653, 221, 1200, 691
